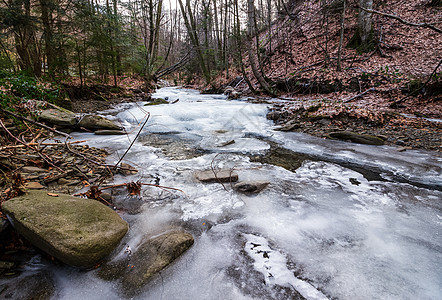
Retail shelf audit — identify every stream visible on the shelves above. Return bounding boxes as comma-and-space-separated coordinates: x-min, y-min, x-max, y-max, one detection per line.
4, 87, 442, 299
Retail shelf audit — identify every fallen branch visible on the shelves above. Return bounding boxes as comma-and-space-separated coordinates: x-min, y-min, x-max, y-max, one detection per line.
0, 108, 71, 139
0, 119, 63, 172
0, 140, 86, 151
74, 181, 186, 201
211, 153, 228, 191
359, 7, 442, 34
113, 112, 150, 170
344, 88, 376, 103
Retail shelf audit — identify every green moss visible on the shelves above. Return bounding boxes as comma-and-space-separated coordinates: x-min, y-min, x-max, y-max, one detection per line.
347, 28, 376, 53
408, 79, 424, 93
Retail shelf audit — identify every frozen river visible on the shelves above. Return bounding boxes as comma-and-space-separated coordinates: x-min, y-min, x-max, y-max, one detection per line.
7, 87, 442, 299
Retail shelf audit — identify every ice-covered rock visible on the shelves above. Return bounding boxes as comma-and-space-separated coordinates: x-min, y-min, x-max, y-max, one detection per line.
98, 231, 194, 297
2, 190, 128, 268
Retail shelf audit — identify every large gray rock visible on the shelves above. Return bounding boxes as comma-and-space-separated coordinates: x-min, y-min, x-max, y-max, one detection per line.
78, 115, 122, 130
39, 109, 76, 126
98, 231, 194, 297
195, 169, 238, 183
328, 131, 385, 146
2, 190, 128, 268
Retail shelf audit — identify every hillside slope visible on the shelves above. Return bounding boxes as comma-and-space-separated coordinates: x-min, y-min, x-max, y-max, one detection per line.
213, 0, 441, 151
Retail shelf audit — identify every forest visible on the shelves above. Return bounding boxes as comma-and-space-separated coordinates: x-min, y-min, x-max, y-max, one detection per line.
0, 0, 440, 91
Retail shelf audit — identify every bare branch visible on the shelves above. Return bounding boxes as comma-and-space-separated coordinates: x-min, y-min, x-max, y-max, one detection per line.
359, 7, 442, 34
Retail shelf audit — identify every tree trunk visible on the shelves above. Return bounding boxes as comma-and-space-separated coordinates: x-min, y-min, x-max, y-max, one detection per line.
13, 0, 41, 76
337, 0, 346, 71
39, 0, 55, 76
247, 0, 274, 95
233, 0, 255, 93
177, 0, 212, 84
358, 0, 373, 44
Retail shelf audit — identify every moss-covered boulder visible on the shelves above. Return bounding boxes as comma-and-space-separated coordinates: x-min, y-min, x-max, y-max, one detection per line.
78, 115, 122, 130
2, 190, 128, 268
328, 131, 385, 145
98, 231, 194, 297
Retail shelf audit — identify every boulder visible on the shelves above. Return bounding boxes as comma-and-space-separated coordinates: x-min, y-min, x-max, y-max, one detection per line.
224, 87, 240, 99
78, 115, 122, 131
195, 169, 238, 183
266, 111, 281, 121
328, 131, 385, 146
39, 108, 77, 127
2, 190, 128, 268
98, 231, 194, 297
234, 181, 270, 193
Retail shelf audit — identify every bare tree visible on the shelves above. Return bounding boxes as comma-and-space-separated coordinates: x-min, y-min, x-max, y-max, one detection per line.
246, 0, 274, 95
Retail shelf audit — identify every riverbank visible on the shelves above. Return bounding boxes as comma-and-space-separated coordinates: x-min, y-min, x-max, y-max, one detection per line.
265, 95, 441, 151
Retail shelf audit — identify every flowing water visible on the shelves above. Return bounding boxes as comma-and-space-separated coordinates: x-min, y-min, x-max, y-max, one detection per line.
4, 87, 442, 299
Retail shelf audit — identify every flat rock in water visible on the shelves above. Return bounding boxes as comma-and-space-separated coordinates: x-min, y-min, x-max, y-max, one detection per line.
2, 190, 128, 268
94, 129, 126, 135
78, 115, 122, 130
195, 169, 239, 183
234, 181, 270, 193
98, 231, 194, 297
328, 131, 385, 146
39, 108, 77, 127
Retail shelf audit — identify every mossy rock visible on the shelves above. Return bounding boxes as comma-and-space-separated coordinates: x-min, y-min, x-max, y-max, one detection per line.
39, 108, 76, 127
144, 98, 168, 106
2, 190, 129, 268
